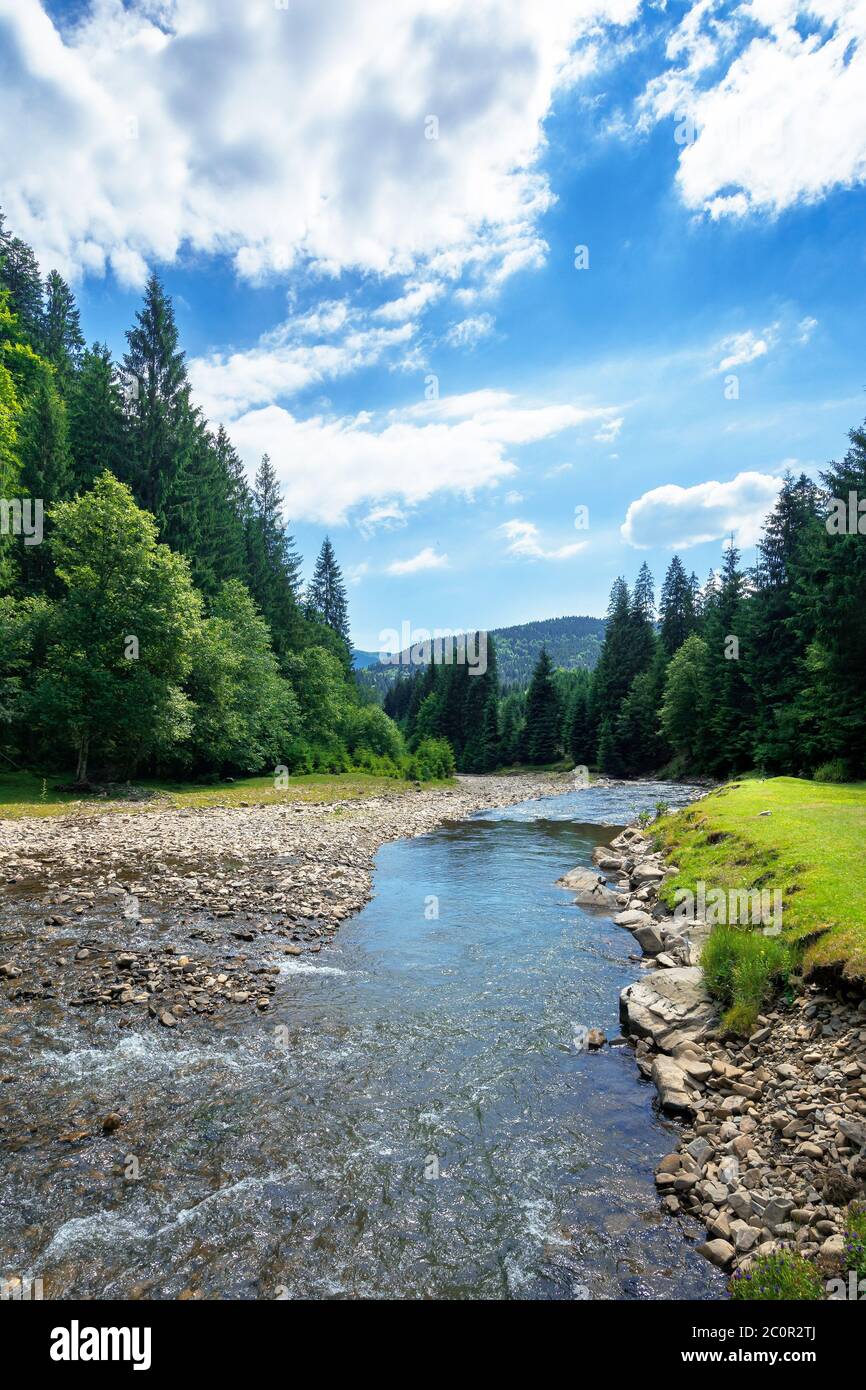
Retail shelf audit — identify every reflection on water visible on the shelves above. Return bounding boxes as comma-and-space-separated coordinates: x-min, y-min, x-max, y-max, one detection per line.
0, 782, 723, 1300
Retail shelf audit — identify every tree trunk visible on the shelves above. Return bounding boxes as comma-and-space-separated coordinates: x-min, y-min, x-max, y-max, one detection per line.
75, 733, 89, 786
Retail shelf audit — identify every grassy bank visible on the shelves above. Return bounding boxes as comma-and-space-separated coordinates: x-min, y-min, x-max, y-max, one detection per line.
655, 777, 866, 990
0, 769, 454, 820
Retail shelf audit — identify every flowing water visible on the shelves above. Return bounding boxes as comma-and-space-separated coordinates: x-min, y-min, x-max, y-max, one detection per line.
0, 780, 723, 1300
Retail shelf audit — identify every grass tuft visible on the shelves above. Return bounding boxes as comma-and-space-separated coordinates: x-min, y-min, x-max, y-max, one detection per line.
729, 1250, 824, 1301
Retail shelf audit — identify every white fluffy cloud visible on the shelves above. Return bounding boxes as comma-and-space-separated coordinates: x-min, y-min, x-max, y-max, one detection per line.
621, 470, 783, 548
0, 0, 638, 289
386, 546, 449, 575
226, 388, 617, 526
499, 518, 587, 560
641, 1, 866, 219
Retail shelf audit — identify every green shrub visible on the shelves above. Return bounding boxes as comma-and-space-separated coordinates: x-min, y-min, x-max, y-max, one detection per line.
812, 759, 850, 783
702, 925, 794, 1035
406, 737, 456, 782
730, 1250, 824, 1301
845, 1204, 866, 1280
341, 704, 405, 763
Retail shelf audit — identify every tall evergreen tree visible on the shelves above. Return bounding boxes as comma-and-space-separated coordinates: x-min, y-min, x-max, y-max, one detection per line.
746, 473, 820, 772
520, 647, 560, 764
122, 273, 191, 522
461, 634, 500, 772
659, 554, 697, 656
67, 343, 128, 490
246, 453, 304, 659
307, 537, 350, 647
0, 219, 44, 347
700, 540, 752, 774
42, 270, 84, 388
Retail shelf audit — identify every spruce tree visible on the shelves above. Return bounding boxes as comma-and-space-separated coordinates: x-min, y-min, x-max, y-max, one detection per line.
122, 273, 191, 522
307, 537, 350, 646
461, 633, 500, 771
700, 540, 752, 774
520, 647, 560, 764
67, 344, 128, 490
246, 453, 304, 659
0, 222, 44, 347
746, 473, 820, 772
659, 555, 697, 656
43, 270, 84, 388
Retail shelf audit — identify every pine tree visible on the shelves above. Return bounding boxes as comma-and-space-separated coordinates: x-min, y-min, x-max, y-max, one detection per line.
0, 220, 44, 346
246, 453, 304, 660
659, 554, 697, 656
43, 270, 84, 388
567, 680, 591, 764
791, 421, 866, 774
700, 539, 752, 775
746, 473, 820, 772
520, 648, 560, 764
122, 273, 191, 522
307, 537, 350, 647
461, 633, 500, 771
17, 370, 74, 591
67, 344, 128, 490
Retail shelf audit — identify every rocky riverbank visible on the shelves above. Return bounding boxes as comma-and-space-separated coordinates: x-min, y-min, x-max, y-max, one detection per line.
565, 821, 866, 1287
0, 772, 568, 1032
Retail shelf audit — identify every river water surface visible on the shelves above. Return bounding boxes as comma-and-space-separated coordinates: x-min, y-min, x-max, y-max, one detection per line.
1, 780, 723, 1300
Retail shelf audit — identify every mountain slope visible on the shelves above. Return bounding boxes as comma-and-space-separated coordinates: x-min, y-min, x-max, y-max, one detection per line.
354, 613, 605, 695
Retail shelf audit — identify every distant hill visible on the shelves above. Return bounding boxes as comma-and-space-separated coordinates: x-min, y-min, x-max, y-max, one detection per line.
352, 649, 383, 669
354, 614, 606, 696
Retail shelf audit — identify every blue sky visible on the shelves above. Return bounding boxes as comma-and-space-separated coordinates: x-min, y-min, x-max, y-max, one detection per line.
3, 0, 866, 647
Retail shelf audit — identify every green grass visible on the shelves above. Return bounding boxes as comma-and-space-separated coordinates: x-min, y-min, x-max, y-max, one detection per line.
701, 924, 795, 1034
656, 776, 866, 983
729, 1250, 824, 1301
0, 769, 454, 819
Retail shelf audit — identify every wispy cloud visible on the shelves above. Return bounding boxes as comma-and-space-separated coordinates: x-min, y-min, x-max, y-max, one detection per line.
499, 519, 586, 561
386, 546, 449, 575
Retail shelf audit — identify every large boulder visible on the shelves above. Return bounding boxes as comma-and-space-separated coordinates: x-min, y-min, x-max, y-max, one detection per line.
651, 1055, 696, 1115
633, 923, 665, 956
557, 866, 619, 910
631, 863, 666, 885
614, 909, 653, 929
619, 967, 716, 1049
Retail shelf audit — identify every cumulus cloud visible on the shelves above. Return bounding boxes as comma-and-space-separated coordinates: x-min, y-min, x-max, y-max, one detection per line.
0, 0, 639, 290
227, 383, 618, 525
640, 1, 866, 220
621, 470, 783, 549
386, 546, 448, 575
499, 518, 587, 560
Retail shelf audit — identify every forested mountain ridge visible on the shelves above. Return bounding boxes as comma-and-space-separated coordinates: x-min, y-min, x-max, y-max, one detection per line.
355, 613, 605, 695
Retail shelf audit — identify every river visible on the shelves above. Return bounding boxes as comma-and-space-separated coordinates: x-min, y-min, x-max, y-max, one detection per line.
0, 780, 723, 1300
